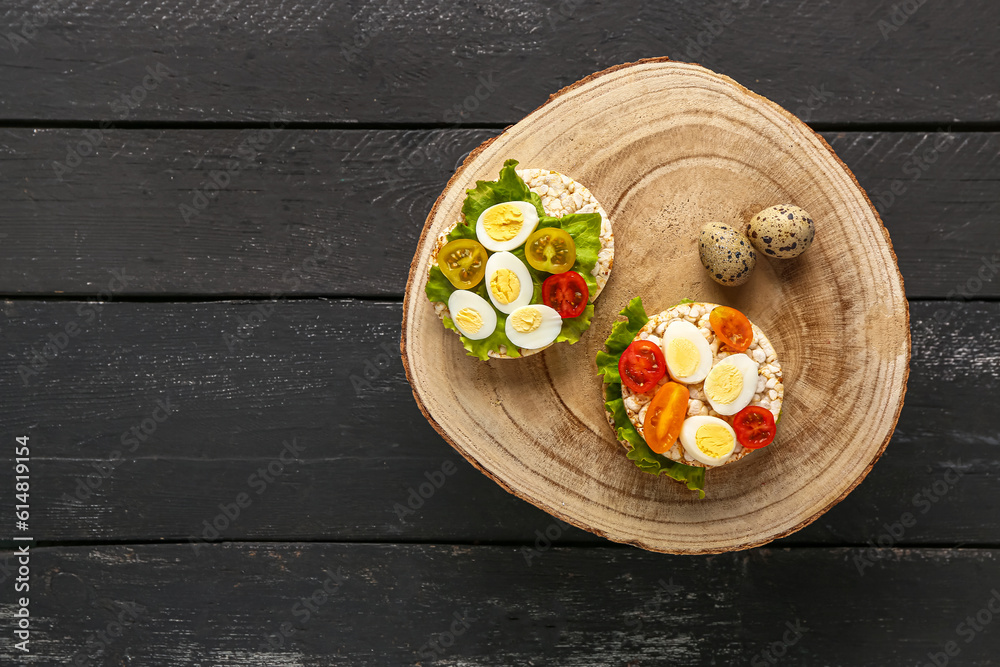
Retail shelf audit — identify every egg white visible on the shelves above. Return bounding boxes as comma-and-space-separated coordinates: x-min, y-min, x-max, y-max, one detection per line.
476, 201, 540, 252
447, 290, 497, 340
661, 320, 713, 384
484, 251, 533, 314
680, 415, 737, 466
505, 304, 562, 350
703, 353, 759, 416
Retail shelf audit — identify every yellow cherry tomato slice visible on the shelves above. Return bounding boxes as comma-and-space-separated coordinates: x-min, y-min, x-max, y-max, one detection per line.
438, 239, 487, 289
524, 227, 576, 274
642, 382, 690, 454
709, 306, 754, 352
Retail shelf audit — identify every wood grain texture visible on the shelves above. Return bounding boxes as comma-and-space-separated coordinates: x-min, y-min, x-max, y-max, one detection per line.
403, 60, 909, 553
1, 128, 996, 298
0, 300, 994, 544
1, 543, 999, 666
1, 0, 998, 123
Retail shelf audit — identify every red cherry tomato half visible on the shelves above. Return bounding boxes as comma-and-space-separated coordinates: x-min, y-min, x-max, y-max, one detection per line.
732, 405, 776, 449
542, 270, 589, 319
709, 306, 753, 353
618, 340, 667, 394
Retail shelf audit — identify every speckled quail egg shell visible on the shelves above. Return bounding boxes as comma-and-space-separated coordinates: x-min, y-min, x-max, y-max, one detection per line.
698, 221, 757, 287
746, 204, 815, 259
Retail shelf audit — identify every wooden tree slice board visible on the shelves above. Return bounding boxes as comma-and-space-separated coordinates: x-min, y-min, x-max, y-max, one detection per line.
401, 58, 909, 554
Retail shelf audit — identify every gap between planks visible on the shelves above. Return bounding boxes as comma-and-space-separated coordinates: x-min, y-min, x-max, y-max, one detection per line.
4, 538, 1000, 550
1, 120, 1000, 132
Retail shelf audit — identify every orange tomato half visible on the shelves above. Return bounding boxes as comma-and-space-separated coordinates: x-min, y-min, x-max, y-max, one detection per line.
642, 382, 690, 454
709, 306, 753, 352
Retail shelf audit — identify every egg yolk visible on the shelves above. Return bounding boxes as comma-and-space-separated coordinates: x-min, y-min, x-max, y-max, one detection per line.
510, 307, 542, 333
482, 203, 524, 242
695, 423, 734, 458
489, 269, 520, 305
667, 337, 699, 377
705, 362, 743, 404
454, 307, 483, 334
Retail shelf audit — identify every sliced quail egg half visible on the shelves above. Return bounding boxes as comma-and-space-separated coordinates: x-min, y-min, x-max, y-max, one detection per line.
680, 415, 737, 466
703, 353, 759, 416
484, 251, 533, 314
476, 201, 540, 252
447, 290, 496, 340
505, 304, 562, 350
661, 320, 713, 384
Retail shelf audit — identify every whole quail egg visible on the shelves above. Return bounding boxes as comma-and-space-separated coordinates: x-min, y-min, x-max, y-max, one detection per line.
746, 204, 815, 259
698, 222, 757, 287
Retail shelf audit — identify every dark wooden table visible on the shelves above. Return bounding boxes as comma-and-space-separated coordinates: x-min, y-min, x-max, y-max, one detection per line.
1, 1, 998, 664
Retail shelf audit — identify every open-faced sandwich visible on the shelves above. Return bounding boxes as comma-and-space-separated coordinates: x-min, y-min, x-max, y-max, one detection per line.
425, 159, 614, 360
597, 298, 783, 497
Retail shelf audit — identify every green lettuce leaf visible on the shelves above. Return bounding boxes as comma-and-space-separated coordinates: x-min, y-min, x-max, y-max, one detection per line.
444, 311, 522, 362
425, 266, 455, 304
556, 305, 594, 344
509, 245, 545, 303
596, 297, 705, 497
595, 296, 649, 384
426, 159, 603, 360
605, 383, 706, 497
462, 158, 545, 225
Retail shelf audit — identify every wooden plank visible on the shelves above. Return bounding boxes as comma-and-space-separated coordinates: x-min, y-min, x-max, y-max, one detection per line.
1, 299, 996, 545
0, 543, 998, 665
0, 129, 997, 298
0, 0, 997, 123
